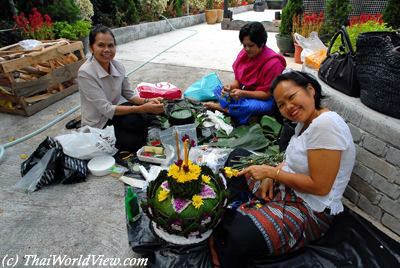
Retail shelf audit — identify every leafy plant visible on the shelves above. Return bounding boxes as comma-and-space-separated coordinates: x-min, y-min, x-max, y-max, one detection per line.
53, 20, 91, 40
41, 0, 81, 23
279, 0, 303, 36
383, 0, 400, 29
331, 19, 392, 53
320, 0, 352, 39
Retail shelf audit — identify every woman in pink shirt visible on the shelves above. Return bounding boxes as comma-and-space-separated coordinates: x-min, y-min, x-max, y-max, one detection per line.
205, 22, 286, 124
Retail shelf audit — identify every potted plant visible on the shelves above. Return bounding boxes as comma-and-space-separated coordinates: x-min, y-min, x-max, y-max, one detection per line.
214, 0, 224, 23
276, 0, 303, 55
292, 12, 324, 63
205, 0, 218, 24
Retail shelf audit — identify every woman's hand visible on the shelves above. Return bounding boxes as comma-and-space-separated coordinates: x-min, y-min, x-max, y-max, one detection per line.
222, 84, 232, 96
238, 165, 273, 180
148, 97, 163, 104
256, 178, 274, 201
141, 102, 164, 114
230, 88, 244, 100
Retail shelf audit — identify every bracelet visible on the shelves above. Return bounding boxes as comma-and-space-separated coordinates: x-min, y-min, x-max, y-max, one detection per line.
275, 167, 281, 180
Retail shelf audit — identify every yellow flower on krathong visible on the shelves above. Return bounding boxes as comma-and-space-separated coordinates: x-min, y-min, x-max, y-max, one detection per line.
202, 175, 211, 184
224, 167, 239, 179
168, 161, 201, 183
192, 195, 204, 209
158, 189, 169, 202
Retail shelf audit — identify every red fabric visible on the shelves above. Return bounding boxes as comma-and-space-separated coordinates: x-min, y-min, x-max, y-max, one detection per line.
232, 46, 286, 93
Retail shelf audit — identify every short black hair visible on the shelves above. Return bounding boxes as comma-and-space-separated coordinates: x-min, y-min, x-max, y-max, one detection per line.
239, 22, 267, 48
270, 71, 325, 109
89, 24, 116, 47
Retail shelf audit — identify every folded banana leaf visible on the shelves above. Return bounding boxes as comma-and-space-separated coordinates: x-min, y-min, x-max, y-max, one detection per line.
211, 124, 269, 151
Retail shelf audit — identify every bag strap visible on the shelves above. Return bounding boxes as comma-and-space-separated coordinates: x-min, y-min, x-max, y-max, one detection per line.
327, 25, 355, 56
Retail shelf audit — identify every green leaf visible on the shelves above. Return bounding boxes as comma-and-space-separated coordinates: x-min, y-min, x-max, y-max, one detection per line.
260, 115, 282, 136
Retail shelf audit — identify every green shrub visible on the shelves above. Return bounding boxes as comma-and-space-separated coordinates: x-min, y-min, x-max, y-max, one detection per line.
331, 21, 393, 53
41, 0, 81, 23
279, 0, 303, 36
53, 20, 92, 40
383, 0, 400, 29
321, 0, 352, 39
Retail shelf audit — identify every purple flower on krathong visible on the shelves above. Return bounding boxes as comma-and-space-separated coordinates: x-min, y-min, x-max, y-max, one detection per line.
175, 159, 183, 167
170, 219, 183, 231
201, 213, 212, 225
182, 134, 190, 142
190, 140, 196, 147
200, 184, 216, 199
183, 165, 189, 172
172, 197, 191, 213
161, 181, 170, 190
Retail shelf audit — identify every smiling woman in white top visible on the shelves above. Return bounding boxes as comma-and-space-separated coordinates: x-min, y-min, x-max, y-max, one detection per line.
214, 71, 355, 267
78, 25, 164, 152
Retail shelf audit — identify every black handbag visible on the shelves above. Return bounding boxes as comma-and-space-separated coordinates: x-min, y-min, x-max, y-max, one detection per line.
318, 26, 360, 97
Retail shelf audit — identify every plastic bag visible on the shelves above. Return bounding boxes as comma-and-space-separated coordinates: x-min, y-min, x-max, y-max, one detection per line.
56, 125, 118, 160
294, 32, 327, 64
17, 137, 88, 192
159, 123, 198, 165
214, 85, 274, 125
184, 72, 222, 101
189, 145, 233, 173
136, 82, 182, 100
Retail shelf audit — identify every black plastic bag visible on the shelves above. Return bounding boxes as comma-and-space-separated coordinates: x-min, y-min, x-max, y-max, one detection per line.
127, 189, 213, 268
19, 137, 88, 192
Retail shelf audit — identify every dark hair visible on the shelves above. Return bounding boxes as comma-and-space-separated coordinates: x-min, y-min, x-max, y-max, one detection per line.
270, 71, 325, 109
239, 22, 267, 48
89, 24, 116, 47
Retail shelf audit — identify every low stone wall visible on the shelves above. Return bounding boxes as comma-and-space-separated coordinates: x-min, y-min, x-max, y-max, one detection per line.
316, 74, 400, 237
111, 5, 254, 46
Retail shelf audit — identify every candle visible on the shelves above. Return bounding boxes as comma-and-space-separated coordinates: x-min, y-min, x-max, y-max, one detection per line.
184, 139, 189, 167
175, 131, 180, 161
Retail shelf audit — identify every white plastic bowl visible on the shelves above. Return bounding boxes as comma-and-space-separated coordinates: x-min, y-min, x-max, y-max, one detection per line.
87, 155, 115, 176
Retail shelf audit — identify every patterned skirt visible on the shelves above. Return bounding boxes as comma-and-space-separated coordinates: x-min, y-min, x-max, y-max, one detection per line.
237, 179, 333, 256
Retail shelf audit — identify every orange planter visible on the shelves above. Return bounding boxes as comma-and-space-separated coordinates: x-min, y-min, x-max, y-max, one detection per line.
294, 42, 303, 64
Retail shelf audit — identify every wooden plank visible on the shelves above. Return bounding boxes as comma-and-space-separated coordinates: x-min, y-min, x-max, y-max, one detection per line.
24, 92, 52, 104
12, 59, 84, 97
24, 84, 78, 116
0, 41, 83, 73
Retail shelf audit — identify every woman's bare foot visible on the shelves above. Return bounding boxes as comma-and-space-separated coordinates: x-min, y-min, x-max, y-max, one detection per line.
203, 102, 227, 113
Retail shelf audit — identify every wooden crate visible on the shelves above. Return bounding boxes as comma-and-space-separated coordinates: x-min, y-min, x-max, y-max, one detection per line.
0, 39, 85, 116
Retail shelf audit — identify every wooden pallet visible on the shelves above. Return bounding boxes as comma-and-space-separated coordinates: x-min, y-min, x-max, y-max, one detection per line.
0, 39, 85, 116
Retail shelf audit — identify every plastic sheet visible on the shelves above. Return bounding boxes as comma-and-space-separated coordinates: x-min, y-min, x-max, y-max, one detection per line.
127, 189, 213, 268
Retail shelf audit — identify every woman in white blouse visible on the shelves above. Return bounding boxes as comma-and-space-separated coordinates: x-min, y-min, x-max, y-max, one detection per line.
214, 71, 355, 267
78, 25, 164, 152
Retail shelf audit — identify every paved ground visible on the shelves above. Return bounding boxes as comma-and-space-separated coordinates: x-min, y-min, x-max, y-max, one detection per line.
0, 10, 301, 265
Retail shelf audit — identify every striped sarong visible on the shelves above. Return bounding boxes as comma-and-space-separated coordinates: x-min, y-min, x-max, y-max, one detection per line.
237, 180, 333, 256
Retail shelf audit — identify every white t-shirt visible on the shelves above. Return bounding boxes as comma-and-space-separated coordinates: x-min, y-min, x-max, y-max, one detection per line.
283, 111, 355, 214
